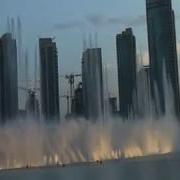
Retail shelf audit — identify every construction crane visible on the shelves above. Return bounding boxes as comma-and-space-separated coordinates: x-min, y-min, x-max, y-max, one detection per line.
65, 74, 82, 99
60, 73, 82, 114
19, 87, 40, 119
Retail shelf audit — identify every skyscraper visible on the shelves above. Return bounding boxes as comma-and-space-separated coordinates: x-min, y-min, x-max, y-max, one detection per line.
25, 90, 40, 120
0, 33, 18, 123
82, 48, 104, 121
137, 66, 151, 117
108, 97, 118, 115
116, 28, 137, 118
146, 0, 180, 116
39, 38, 60, 122
71, 82, 84, 117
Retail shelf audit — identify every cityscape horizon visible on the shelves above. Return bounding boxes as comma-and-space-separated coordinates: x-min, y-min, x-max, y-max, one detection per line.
1, 1, 180, 180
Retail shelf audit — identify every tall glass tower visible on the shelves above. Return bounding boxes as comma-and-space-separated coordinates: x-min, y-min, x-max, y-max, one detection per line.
82, 48, 104, 121
0, 33, 18, 123
39, 38, 60, 122
116, 28, 137, 118
146, 0, 180, 116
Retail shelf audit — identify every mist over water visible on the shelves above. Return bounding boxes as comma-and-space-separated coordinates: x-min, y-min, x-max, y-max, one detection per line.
0, 44, 180, 170
0, 114, 179, 170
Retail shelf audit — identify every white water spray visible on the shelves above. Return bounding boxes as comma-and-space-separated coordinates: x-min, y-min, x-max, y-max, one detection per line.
0, 114, 179, 170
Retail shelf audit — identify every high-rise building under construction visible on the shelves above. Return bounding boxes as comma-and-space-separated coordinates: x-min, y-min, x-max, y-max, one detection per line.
116, 28, 137, 118
146, 0, 180, 116
39, 38, 60, 122
82, 48, 104, 121
0, 33, 18, 123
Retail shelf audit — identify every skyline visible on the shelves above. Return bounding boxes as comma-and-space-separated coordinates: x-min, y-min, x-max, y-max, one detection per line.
1, 0, 180, 175
1, 0, 180, 117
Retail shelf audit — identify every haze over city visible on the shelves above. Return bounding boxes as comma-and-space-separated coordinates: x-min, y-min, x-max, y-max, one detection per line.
1, 0, 180, 180
1, 0, 180, 117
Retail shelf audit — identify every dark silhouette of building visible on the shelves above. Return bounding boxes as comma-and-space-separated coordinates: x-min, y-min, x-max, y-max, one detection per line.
116, 28, 137, 118
108, 97, 117, 115
82, 48, 104, 121
146, 0, 180, 116
0, 33, 18, 123
25, 90, 40, 120
137, 66, 151, 117
18, 110, 27, 120
71, 82, 84, 117
39, 38, 60, 122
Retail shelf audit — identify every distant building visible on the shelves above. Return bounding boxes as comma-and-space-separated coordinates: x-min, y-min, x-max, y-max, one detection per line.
82, 48, 104, 121
39, 38, 60, 122
0, 33, 18, 123
146, 0, 180, 116
71, 82, 84, 117
116, 28, 137, 118
18, 110, 27, 120
25, 90, 40, 120
137, 66, 151, 117
108, 97, 117, 115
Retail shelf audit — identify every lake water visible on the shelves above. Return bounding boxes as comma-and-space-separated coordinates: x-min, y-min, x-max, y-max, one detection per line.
0, 154, 180, 180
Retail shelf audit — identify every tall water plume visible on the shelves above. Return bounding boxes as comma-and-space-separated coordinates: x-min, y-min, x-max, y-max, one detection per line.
0, 114, 179, 170
0, 42, 180, 170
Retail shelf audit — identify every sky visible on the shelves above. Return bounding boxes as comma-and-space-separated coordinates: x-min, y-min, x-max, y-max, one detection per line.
1, 0, 180, 117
